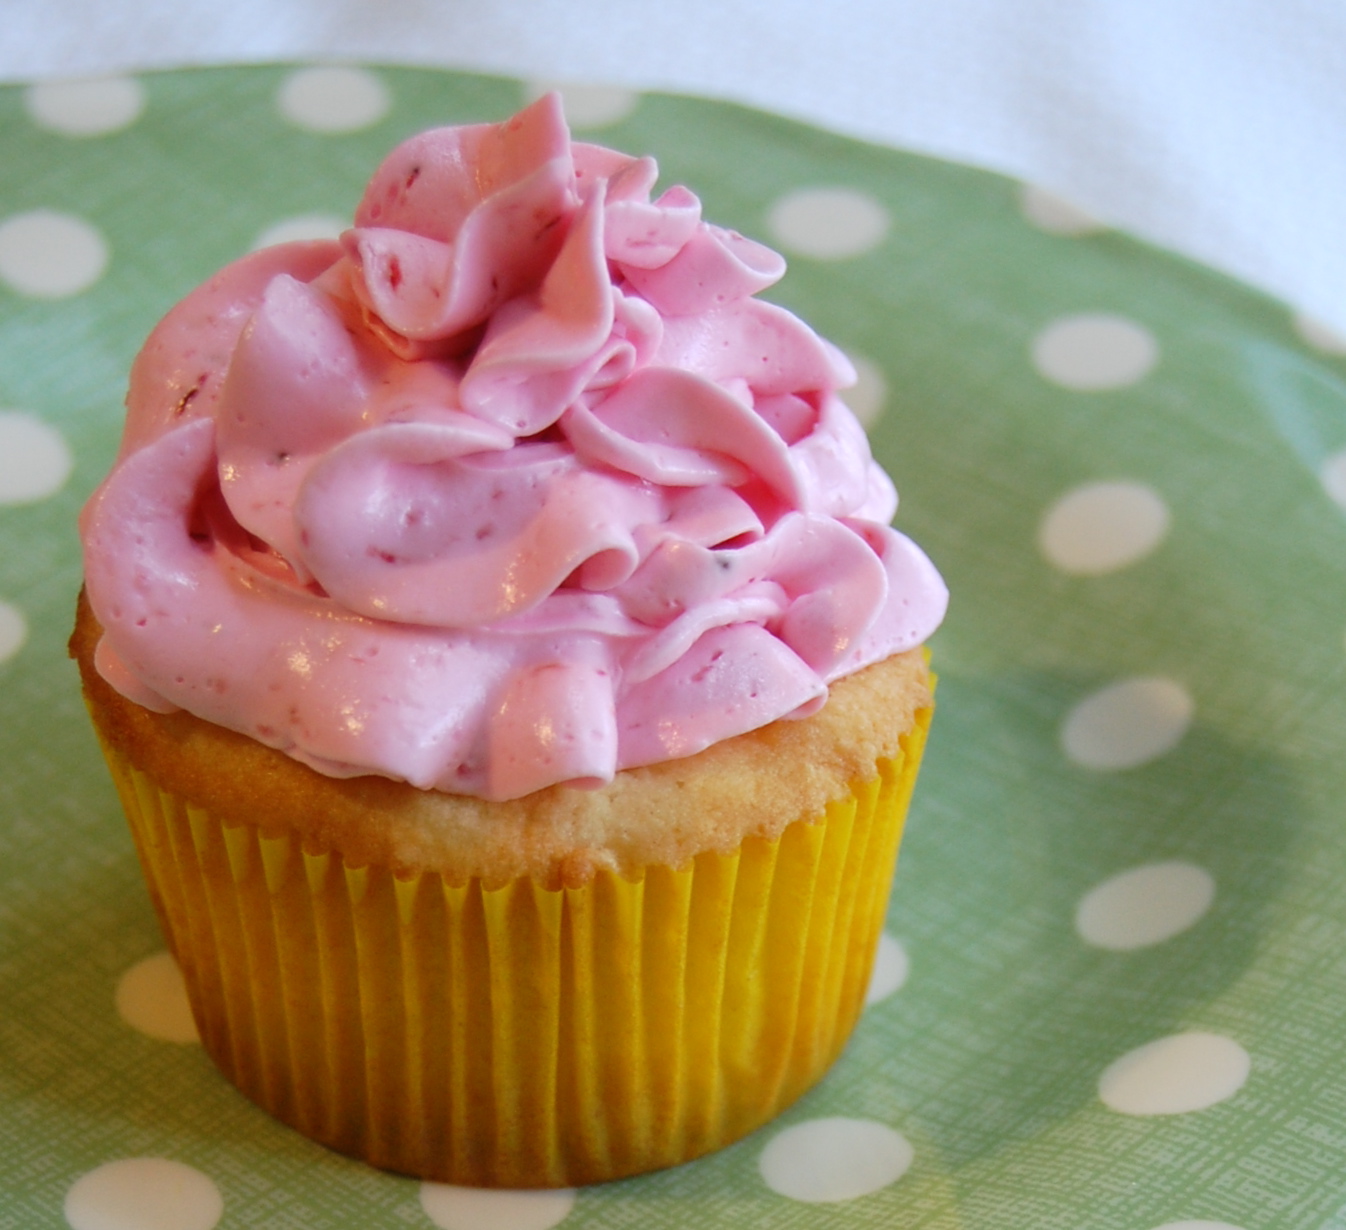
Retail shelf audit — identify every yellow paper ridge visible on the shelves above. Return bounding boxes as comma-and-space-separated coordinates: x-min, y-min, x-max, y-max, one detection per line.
98, 704, 930, 1186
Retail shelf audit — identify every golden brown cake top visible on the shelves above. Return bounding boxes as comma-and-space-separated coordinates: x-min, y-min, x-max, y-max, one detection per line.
73, 591, 930, 887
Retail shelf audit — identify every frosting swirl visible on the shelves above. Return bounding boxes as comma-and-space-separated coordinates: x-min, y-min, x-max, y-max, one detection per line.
80, 94, 947, 801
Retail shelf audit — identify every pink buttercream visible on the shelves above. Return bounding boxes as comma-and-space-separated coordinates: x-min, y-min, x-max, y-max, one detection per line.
80, 94, 947, 801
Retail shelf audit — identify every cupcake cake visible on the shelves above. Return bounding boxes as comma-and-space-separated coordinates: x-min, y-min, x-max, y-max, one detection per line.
72, 93, 947, 1186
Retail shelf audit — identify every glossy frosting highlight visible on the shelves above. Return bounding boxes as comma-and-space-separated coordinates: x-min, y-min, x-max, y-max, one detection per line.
80, 94, 947, 800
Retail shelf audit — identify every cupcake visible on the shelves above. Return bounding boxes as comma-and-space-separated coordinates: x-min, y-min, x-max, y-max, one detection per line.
72, 94, 947, 1186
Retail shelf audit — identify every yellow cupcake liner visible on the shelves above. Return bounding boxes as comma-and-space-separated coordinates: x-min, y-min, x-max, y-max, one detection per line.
97, 706, 931, 1187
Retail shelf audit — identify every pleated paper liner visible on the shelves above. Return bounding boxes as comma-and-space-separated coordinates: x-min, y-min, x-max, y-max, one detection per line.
96, 706, 930, 1187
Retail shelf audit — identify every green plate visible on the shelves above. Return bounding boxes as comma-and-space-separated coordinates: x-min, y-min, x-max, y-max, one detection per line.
3, 64, 1346, 1230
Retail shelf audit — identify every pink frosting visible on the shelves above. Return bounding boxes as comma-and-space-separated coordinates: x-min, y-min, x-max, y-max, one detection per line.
80, 95, 947, 801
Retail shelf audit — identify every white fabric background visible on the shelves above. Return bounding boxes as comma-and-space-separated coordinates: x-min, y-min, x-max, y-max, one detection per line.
2, 0, 1344, 333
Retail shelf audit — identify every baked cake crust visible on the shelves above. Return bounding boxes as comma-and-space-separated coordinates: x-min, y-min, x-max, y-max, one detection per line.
72, 590, 931, 888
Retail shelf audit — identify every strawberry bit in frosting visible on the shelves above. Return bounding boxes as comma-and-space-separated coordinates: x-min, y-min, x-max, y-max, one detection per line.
80, 94, 947, 801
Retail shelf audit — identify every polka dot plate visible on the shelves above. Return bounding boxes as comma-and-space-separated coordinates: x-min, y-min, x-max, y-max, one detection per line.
3, 64, 1346, 1230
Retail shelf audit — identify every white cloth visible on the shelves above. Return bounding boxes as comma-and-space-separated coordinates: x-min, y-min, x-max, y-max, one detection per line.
3, 0, 1343, 333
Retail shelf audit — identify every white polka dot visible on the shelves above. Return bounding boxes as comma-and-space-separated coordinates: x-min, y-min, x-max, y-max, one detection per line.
1032, 313, 1158, 390
1062, 677, 1193, 771
523, 81, 638, 129
0, 601, 28, 664
0, 412, 73, 503
116, 952, 199, 1044
841, 354, 887, 429
418, 1185, 576, 1230
865, 933, 909, 1005
1076, 862, 1215, 950
767, 188, 889, 260
277, 66, 389, 133
252, 214, 346, 251
25, 75, 145, 137
1039, 480, 1170, 575
65, 1158, 222, 1230
1099, 1032, 1250, 1116
0, 210, 108, 299
1018, 183, 1104, 236
1293, 312, 1346, 355
759, 1118, 913, 1203
1149, 1222, 1246, 1230
1319, 450, 1346, 509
